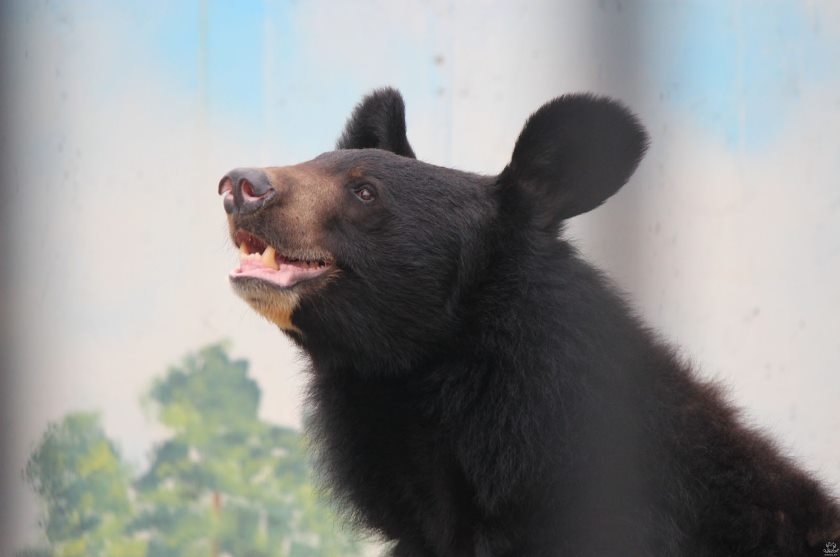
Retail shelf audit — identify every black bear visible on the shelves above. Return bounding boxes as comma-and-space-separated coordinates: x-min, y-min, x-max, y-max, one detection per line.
218, 88, 840, 556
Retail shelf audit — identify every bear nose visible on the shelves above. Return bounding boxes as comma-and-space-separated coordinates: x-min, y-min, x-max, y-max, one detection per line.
218, 168, 277, 216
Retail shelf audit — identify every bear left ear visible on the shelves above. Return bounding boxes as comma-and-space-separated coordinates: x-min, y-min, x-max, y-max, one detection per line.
336, 87, 416, 158
501, 94, 648, 229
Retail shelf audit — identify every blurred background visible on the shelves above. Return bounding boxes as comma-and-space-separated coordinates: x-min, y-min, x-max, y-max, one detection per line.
1, 1, 839, 555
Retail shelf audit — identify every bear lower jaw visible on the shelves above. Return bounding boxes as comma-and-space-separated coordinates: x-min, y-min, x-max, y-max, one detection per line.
231, 270, 340, 334
232, 278, 303, 333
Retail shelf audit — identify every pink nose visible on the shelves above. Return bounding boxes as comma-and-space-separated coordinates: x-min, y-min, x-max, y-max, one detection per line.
218, 168, 276, 215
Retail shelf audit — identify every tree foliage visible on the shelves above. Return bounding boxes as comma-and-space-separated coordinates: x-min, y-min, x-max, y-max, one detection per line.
21, 412, 145, 557
20, 343, 363, 557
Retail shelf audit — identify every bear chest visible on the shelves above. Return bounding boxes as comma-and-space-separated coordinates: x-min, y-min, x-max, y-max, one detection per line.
312, 376, 478, 548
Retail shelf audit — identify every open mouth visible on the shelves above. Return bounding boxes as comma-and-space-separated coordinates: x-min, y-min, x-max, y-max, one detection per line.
230, 229, 334, 289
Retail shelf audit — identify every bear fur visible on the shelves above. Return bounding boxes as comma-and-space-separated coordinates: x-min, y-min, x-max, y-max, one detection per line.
221, 88, 840, 556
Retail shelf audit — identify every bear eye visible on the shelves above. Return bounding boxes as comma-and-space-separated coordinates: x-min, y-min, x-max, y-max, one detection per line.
353, 184, 376, 203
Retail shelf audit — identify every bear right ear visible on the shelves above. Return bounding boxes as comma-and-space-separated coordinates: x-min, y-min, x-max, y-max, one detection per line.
336, 88, 416, 158
500, 94, 648, 230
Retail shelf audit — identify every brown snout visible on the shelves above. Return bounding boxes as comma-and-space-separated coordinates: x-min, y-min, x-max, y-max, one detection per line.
218, 167, 276, 216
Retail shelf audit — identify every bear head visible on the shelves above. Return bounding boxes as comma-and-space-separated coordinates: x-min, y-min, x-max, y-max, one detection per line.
219, 88, 647, 372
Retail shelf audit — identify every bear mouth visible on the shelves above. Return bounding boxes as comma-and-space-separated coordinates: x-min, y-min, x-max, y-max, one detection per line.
230, 229, 334, 289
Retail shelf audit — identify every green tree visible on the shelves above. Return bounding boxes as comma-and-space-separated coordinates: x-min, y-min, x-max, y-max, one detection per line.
133, 343, 362, 557
21, 412, 146, 557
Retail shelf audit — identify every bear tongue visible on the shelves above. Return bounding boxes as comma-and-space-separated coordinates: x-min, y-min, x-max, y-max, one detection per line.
232, 246, 325, 287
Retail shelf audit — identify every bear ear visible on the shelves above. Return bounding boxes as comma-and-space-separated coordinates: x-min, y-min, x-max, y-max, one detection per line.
336, 87, 416, 158
501, 94, 648, 229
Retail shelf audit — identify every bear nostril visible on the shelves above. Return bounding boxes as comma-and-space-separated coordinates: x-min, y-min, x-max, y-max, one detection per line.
241, 178, 257, 199
239, 175, 272, 200
218, 176, 233, 195
218, 176, 235, 214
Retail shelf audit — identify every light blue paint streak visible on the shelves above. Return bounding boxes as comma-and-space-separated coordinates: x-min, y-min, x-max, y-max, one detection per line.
55, 1, 270, 132
645, 2, 840, 150
261, 1, 438, 160
204, 1, 266, 126
137, 0, 442, 160
12, 1, 448, 161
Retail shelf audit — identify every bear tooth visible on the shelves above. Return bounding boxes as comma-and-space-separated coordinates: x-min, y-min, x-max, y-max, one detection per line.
239, 243, 249, 256
262, 245, 278, 269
